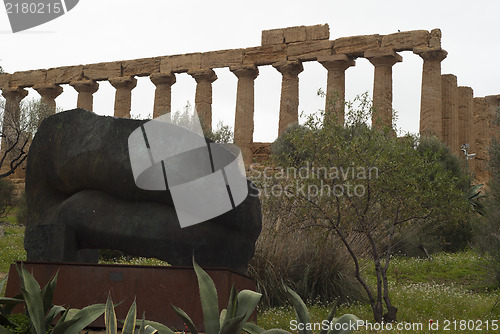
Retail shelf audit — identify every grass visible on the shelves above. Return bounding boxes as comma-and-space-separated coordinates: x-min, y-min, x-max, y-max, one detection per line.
0, 219, 168, 278
383, 251, 494, 290
257, 251, 500, 333
0, 223, 26, 274
1, 213, 499, 333
99, 256, 170, 266
258, 282, 499, 333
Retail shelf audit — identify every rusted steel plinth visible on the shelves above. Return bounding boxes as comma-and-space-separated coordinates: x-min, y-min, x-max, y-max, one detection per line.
5, 262, 256, 331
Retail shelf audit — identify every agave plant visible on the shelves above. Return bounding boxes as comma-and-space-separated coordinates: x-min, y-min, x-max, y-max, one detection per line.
103, 294, 174, 334
242, 285, 359, 334
104, 256, 262, 334
168, 256, 262, 334
0, 264, 106, 334
468, 183, 486, 215
0, 274, 24, 333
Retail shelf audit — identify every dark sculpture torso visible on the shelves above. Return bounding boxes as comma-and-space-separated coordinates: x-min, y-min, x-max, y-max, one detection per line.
24, 109, 262, 274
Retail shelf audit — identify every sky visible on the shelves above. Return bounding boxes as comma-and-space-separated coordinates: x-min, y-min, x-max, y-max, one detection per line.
0, 0, 499, 142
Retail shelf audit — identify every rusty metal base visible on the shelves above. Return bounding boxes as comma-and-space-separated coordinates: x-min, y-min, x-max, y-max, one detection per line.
5, 261, 256, 330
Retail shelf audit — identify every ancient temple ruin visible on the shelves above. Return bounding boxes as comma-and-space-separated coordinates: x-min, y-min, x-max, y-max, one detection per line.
0, 24, 498, 182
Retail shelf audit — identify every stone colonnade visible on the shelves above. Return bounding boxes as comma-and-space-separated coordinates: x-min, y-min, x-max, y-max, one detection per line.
0, 25, 498, 181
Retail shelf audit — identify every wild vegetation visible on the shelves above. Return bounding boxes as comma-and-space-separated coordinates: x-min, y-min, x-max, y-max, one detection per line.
0, 96, 498, 333
252, 94, 474, 322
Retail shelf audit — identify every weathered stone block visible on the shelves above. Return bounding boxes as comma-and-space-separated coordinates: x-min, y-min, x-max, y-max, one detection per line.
261, 28, 284, 45
284, 26, 307, 44
429, 29, 442, 48
46, 65, 84, 84
201, 49, 243, 69
287, 40, 334, 61
84, 62, 122, 81
381, 30, 429, 51
160, 53, 202, 73
0, 73, 11, 88
243, 45, 286, 66
305, 24, 330, 41
364, 49, 403, 63
122, 57, 161, 77
10, 70, 47, 87
333, 34, 382, 57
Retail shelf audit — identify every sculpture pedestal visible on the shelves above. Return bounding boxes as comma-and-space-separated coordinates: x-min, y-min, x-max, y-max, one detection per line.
5, 261, 256, 330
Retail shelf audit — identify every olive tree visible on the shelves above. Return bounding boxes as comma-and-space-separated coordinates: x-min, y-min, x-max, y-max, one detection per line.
255, 94, 469, 322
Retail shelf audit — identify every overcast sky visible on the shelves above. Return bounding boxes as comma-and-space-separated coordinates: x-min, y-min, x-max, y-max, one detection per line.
1, 0, 498, 142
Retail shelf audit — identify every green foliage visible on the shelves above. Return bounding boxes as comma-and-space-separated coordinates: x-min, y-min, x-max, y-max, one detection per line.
18, 99, 61, 136
244, 285, 359, 334
270, 124, 312, 166
4, 314, 29, 334
103, 295, 169, 334
406, 135, 475, 253
169, 256, 261, 334
263, 93, 470, 322
0, 225, 26, 272
1, 266, 172, 334
207, 121, 234, 144
467, 184, 486, 216
172, 101, 234, 143
259, 284, 499, 334
416, 135, 470, 191
98, 251, 170, 266
258, 251, 500, 334
0, 265, 106, 334
367, 251, 492, 290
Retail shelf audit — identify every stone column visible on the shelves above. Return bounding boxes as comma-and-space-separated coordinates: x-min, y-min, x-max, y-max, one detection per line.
441, 74, 459, 154
70, 79, 99, 111
230, 65, 259, 165
457, 86, 474, 154
150, 72, 176, 119
365, 50, 402, 131
109, 76, 137, 118
0, 87, 28, 177
414, 48, 448, 138
273, 61, 304, 136
189, 69, 217, 132
33, 84, 63, 112
485, 94, 500, 141
473, 97, 489, 183
1, 87, 28, 122
318, 54, 355, 125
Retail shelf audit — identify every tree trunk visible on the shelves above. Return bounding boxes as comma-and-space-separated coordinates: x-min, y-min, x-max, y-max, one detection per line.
372, 301, 384, 323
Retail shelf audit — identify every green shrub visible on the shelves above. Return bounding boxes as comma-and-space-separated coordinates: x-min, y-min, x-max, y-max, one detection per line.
400, 135, 475, 254
5, 314, 29, 334
270, 123, 313, 166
